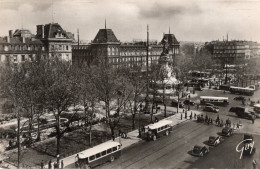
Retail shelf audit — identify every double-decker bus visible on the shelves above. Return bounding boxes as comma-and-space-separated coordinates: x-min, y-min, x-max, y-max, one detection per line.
200, 96, 229, 106
77, 141, 121, 168
229, 86, 254, 96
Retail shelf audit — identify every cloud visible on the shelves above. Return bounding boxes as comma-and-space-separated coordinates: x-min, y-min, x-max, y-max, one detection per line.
138, 2, 202, 19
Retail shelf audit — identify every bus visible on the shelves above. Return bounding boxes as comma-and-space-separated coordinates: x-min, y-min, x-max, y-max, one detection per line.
229, 86, 254, 96
77, 141, 121, 168
146, 120, 172, 141
200, 96, 229, 106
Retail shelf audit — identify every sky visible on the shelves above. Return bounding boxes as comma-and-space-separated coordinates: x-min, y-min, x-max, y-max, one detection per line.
0, 0, 260, 42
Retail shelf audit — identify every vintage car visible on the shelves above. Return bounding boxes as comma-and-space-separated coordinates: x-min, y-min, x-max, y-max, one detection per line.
222, 127, 234, 137
183, 100, 195, 106
191, 145, 209, 157
203, 106, 219, 113
208, 136, 222, 146
233, 96, 245, 101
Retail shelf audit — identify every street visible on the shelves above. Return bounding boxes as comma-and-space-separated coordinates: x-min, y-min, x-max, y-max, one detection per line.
96, 87, 260, 169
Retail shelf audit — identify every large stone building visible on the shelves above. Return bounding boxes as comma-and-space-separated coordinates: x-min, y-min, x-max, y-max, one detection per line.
72, 27, 180, 68
205, 40, 260, 63
0, 23, 73, 64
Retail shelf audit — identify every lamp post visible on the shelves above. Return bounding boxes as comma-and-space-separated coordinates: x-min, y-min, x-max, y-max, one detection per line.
138, 104, 143, 138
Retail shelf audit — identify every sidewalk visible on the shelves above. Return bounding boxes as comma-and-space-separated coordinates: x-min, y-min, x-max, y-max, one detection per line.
60, 107, 201, 169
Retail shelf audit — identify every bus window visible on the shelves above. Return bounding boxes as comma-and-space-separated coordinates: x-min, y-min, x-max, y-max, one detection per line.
112, 146, 117, 152
101, 151, 106, 156
96, 153, 101, 159
107, 148, 112, 154
89, 155, 95, 161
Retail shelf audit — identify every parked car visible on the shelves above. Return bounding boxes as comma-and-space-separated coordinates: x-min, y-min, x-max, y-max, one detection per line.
235, 111, 254, 120
205, 103, 215, 107
203, 106, 219, 113
243, 134, 254, 143
234, 96, 245, 101
171, 100, 184, 108
229, 107, 240, 112
191, 145, 209, 157
208, 136, 222, 146
242, 133, 256, 156
183, 100, 195, 106
222, 127, 234, 137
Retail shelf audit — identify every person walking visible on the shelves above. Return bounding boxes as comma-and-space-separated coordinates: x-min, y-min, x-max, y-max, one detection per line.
48, 160, 52, 169
252, 159, 257, 169
252, 116, 255, 124
41, 160, 44, 169
60, 160, 64, 169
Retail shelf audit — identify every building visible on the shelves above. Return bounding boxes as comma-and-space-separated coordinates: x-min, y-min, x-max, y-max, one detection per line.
36, 23, 73, 61
72, 27, 180, 68
0, 23, 74, 64
0, 29, 46, 63
205, 40, 260, 63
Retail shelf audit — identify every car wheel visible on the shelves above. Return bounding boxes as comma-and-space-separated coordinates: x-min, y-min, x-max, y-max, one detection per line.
110, 156, 115, 162
153, 135, 157, 141
165, 131, 169, 136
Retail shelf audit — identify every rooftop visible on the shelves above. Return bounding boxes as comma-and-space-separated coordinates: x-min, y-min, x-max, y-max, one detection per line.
92, 29, 120, 44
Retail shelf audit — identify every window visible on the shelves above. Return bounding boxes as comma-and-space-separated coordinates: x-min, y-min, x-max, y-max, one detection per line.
89, 155, 95, 161
101, 151, 107, 156
112, 147, 117, 152
21, 55, 25, 61
29, 55, 33, 61
95, 153, 101, 158
107, 148, 112, 154
13, 55, 17, 62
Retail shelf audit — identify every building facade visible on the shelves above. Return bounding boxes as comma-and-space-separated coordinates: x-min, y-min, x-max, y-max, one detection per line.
206, 40, 260, 63
72, 28, 180, 68
0, 23, 73, 64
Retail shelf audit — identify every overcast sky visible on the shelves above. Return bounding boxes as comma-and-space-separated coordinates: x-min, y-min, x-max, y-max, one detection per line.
0, 0, 260, 42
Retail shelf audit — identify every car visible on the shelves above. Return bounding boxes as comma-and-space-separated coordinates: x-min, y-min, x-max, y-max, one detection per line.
171, 100, 184, 108
205, 103, 215, 107
208, 136, 222, 146
203, 106, 219, 113
191, 145, 209, 157
235, 111, 254, 120
222, 127, 234, 137
183, 100, 195, 106
234, 96, 245, 101
243, 134, 254, 143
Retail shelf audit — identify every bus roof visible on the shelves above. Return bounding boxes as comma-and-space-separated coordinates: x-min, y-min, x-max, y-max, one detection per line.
200, 96, 228, 100
147, 119, 172, 130
230, 86, 254, 91
78, 141, 121, 159
254, 104, 260, 108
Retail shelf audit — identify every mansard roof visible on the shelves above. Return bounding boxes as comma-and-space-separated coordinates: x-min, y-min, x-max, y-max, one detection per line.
92, 29, 120, 44
43, 23, 70, 39
161, 34, 180, 45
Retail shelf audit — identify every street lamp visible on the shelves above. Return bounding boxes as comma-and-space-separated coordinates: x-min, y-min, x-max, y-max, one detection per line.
138, 104, 143, 138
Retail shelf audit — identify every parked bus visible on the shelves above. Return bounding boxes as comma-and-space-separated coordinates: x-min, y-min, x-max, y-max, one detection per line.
229, 86, 254, 96
146, 120, 172, 141
200, 96, 229, 106
77, 141, 121, 168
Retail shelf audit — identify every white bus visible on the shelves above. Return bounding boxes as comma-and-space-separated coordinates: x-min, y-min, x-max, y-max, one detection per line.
200, 96, 229, 106
77, 141, 121, 168
146, 120, 173, 141
229, 86, 254, 96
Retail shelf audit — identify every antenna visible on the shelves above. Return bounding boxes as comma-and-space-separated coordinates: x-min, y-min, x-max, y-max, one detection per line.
21, 14, 23, 29
52, 0, 54, 23
105, 18, 106, 29
169, 26, 170, 34
77, 28, 79, 49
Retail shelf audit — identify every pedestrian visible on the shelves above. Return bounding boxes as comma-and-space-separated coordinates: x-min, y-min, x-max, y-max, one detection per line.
194, 113, 196, 119
75, 154, 79, 163
61, 160, 64, 169
185, 112, 187, 119
181, 114, 182, 120
48, 160, 52, 169
190, 113, 192, 120
252, 117, 255, 124
197, 104, 199, 110
210, 118, 213, 124
183, 109, 185, 113
41, 160, 44, 169
252, 159, 257, 169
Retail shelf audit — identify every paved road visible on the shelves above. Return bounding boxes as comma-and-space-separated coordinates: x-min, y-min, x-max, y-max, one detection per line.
97, 121, 222, 169
96, 88, 260, 169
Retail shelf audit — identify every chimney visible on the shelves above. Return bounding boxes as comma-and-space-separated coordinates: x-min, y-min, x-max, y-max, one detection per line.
9, 30, 13, 38
7, 36, 10, 43
36, 25, 45, 38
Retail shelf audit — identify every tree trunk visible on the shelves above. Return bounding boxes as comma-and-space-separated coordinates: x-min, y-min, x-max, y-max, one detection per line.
36, 109, 41, 141
17, 110, 21, 169
132, 113, 136, 129
56, 113, 61, 168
